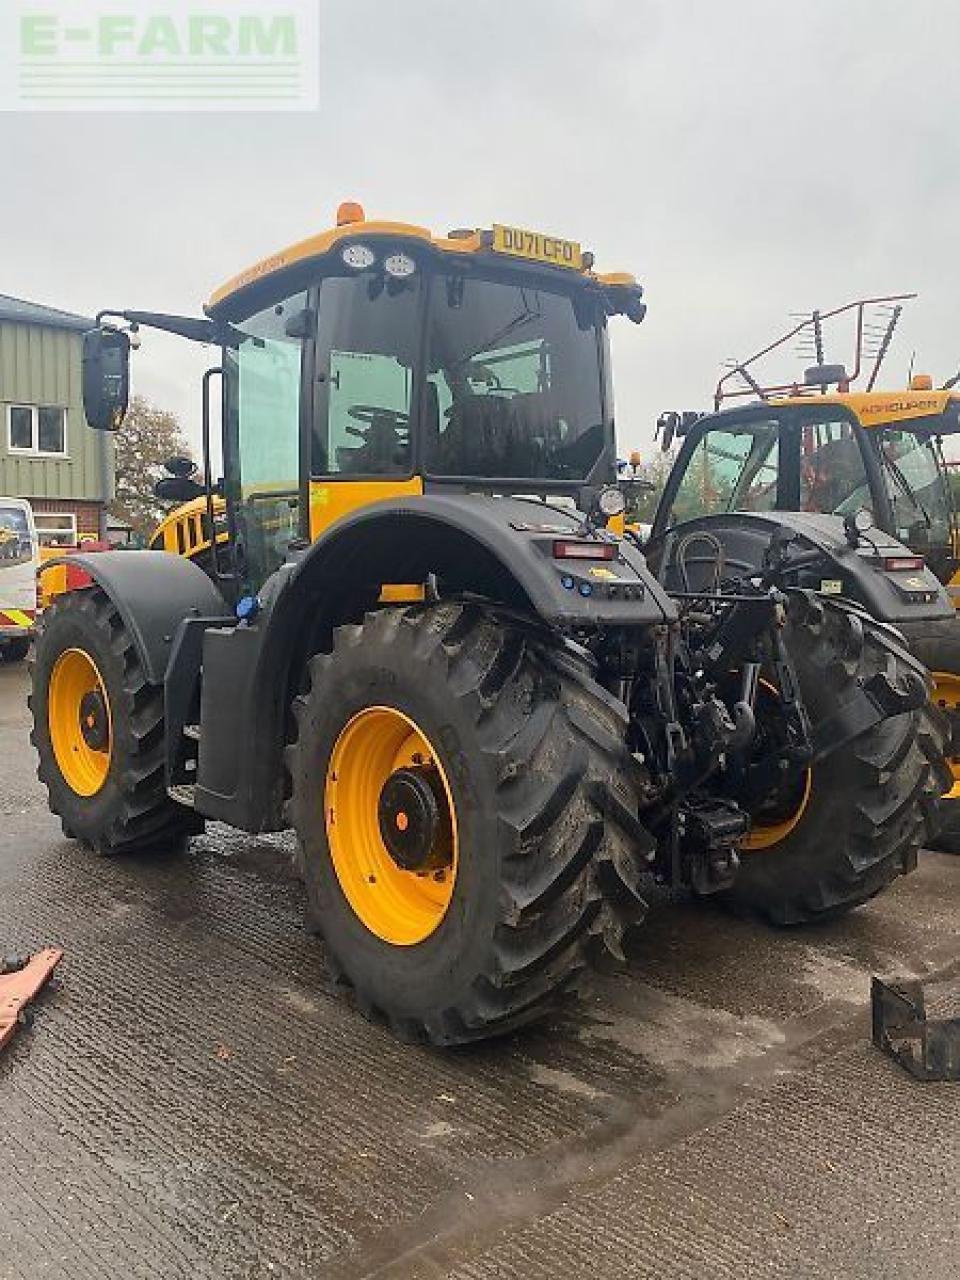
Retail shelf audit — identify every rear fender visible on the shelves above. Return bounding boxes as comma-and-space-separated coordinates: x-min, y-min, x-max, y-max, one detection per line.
647, 511, 954, 625
293, 492, 670, 614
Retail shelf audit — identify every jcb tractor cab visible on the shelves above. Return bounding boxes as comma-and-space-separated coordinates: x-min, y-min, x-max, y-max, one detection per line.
31, 216, 947, 1044
649, 295, 960, 846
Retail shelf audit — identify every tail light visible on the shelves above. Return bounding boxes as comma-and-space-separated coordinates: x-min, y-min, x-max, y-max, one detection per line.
553, 540, 618, 561
882, 555, 924, 572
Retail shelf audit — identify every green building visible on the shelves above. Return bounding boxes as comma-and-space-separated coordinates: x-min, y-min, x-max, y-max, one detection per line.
0, 294, 114, 546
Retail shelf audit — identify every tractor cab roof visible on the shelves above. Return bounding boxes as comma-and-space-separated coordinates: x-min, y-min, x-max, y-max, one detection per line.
207, 201, 640, 319
769, 386, 960, 433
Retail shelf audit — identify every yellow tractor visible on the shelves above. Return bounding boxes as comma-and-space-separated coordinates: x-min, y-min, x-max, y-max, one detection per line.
148, 486, 229, 576
30, 212, 949, 1043
651, 295, 960, 847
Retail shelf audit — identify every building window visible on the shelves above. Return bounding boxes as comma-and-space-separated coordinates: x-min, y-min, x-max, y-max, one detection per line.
34, 511, 78, 547
6, 405, 67, 456
38, 407, 66, 454
9, 406, 33, 450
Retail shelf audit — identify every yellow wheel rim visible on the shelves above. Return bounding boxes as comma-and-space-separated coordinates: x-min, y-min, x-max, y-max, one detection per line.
932, 671, 960, 799
742, 767, 812, 850
48, 648, 112, 797
324, 706, 458, 945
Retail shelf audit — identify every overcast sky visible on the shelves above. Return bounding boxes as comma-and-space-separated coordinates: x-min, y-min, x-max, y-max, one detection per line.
3, 0, 960, 461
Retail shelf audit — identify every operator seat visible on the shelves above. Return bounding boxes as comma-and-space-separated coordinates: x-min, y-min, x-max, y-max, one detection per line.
437, 394, 515, 475
336, 411, 409, 474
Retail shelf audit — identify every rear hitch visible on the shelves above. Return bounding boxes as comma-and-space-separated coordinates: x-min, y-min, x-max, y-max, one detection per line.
871, 975, 960, 1081
679, 796, 746, 894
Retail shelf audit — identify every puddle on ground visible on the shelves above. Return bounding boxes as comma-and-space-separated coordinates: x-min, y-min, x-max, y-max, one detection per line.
797, 950, 871, 1004
576, 984, 786, 1072
526, 1064, 609, 1101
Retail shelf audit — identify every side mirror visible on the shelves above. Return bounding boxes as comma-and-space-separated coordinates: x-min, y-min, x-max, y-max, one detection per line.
624, 291, 647, 325
82, 327, 130, 431
656, 411, 680, 452
656, 409, 702, 451
604, 284, 647, 325
164, 456, 197, 479
154, 475, 205, 503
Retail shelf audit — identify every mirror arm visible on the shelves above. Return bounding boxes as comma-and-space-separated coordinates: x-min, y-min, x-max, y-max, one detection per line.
95, 308, 220, 345
123, 310, 220, 345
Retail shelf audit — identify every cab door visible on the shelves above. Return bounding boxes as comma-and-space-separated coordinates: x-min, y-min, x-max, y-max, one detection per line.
793, 409, 881, 520
223, 288, 312, 592
308, 270, 424, 540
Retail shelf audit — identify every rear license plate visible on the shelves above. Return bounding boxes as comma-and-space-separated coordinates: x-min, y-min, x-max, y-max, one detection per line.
491, 224, 582, 270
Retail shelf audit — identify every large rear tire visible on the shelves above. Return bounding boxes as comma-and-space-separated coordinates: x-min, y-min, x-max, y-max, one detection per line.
719, 594, 948, 923
895, 615, 960, 853
30, 588, 201, 854
285, 603, 649, 1045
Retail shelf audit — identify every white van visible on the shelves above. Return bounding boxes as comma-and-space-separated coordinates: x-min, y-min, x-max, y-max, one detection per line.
0, 498, 39, 664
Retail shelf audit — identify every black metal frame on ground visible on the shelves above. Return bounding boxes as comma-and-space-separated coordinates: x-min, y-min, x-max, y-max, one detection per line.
871, 975, 960, 1081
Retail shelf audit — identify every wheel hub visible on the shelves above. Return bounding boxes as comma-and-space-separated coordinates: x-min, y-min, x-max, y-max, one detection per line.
79, 690, 109, 751
48, 647, 113, 797
378, 766, 451, 871
324, 705, 459, 945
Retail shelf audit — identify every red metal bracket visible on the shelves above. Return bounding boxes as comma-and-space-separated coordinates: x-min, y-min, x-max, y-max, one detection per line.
0, 949, 63, 1051
714, 293, 917, 409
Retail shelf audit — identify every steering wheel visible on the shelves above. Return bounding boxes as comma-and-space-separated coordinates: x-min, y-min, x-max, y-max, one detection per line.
347, 405, 410, 428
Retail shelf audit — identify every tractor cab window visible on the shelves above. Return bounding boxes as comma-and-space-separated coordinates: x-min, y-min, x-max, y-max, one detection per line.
798, 417, 871, 516
668, 421, 780, 525
312, 273, 419, 477
225, 289, 307, 591
424, 274, 606, 481
879, 429, 952, 551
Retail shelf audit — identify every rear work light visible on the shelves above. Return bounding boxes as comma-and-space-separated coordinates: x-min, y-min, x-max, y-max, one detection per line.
552, 540, 618, 561
882, 555, 925, 572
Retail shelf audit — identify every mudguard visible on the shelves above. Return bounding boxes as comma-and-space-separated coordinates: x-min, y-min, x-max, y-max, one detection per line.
647, 511, 954, 625
277, 494, 676, 630
44, 550, 231, 684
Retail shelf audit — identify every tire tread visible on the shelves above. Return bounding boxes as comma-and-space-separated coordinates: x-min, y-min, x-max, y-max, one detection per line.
286, 603, 649, 1044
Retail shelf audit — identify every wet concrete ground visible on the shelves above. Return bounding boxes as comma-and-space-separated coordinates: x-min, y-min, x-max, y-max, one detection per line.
1, 658, 958, 1279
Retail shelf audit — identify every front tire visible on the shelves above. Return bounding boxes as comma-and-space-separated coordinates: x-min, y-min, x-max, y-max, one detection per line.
30, 588, 200, 854
719, 594, 948, 923
286, 604, 649, 1045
